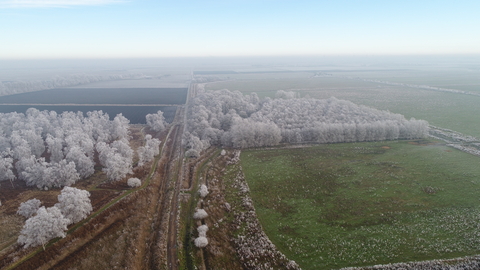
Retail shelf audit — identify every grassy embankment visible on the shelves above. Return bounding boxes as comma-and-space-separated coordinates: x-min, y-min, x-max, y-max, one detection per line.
241, 140, 480, 269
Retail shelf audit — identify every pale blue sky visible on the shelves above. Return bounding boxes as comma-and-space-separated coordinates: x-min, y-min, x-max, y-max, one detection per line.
1, 0, 479, 59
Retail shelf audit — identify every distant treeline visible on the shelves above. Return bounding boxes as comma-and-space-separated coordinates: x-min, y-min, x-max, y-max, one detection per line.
0, 73, 150, 96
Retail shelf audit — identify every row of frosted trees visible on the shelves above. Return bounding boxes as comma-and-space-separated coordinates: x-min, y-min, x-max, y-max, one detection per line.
184, 89, 429, 156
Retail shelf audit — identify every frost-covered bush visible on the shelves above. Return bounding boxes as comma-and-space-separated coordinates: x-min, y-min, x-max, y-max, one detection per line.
128, 177, 142, 188
197, 224, 209, 237
17, 198, 42, 218
193, 209, 208, 220
198, 184, 209, 198
194, 236, 208, 248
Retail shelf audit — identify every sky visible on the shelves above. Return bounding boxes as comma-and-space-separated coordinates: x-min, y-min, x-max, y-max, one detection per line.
0, 0, 479, 59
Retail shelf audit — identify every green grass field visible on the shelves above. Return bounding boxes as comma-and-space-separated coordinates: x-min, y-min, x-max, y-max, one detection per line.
241, 140, 480, 269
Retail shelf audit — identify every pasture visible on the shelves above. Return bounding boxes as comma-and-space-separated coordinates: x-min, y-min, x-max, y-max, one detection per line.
241, 140, 480, 269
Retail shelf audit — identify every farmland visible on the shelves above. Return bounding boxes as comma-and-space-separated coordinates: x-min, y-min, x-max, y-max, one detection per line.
0, 88, 188, 105
241, 140, 480, 269
0, 87, 187, 124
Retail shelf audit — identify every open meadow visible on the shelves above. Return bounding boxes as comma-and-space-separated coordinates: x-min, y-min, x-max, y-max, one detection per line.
241, 140, 480, 269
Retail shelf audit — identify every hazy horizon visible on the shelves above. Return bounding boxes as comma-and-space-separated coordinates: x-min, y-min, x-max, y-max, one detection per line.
1, 0, 479, 59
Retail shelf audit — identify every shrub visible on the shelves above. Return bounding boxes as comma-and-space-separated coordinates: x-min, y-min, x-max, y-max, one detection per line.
193, 209, 208, 220
128, 177, 142, 188
198, 184, 209, 198
194, 236, 208, 248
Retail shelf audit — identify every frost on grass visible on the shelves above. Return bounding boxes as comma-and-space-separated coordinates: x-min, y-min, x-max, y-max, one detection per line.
227, 157, 300, 270
341, 255, 480, 270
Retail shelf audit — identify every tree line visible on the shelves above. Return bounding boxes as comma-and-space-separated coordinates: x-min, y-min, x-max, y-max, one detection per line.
184, 89, 429, 156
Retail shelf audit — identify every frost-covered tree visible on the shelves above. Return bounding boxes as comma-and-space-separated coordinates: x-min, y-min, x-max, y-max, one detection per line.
17, 198, 42, 218
146, 110, 167, 132
127, 177, 142, 188
193, 209, 208, 220
21, 157, 48, 188
111, 138, 134, 161
45, 134, 64, 163
22, 158, 80, 189
44, 159, 80, 188
55, 187, 92, 225
17, 206, 69, 250
137, 134, 161, 166
65, 146, 94, 178
111, 114, 130, 140
20, 129, 45, 158
0, 109, 136, 188
97, 140, 133, 182
198, 184, 209, 198
0, 151, 15, 184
